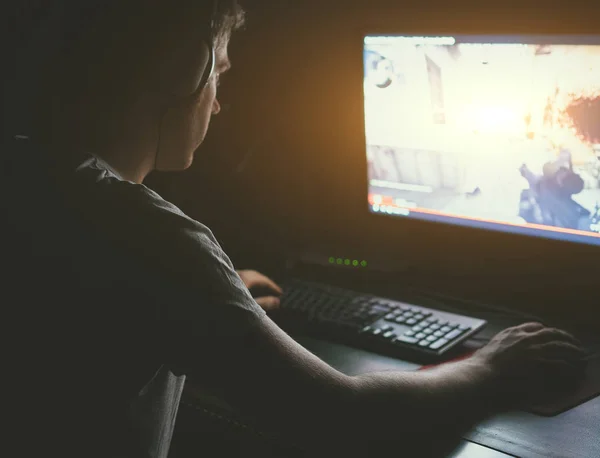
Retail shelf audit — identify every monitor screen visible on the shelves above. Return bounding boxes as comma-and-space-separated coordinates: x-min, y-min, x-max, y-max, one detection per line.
364, 35, 600, 246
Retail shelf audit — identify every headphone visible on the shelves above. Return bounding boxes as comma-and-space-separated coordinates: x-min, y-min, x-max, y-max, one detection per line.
155, 25, 216, 98
9, 1, 218, 169
152, 0, 219, 170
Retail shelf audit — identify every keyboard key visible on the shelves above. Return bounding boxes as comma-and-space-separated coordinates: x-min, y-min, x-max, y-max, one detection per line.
433, 330, 445, 338
395, 316, 407, 324
457, 324, 471, 331
415, 332, 426, 340
381, 325, 393, 332
406, 318, 418, 325
412, 325, 423, 332
404, 330, 416, 337
426, 335, 437, 342
418, 340, 430, 347
353, 311, 370, 320
395, 335, 419, 345
422, 328, 433, 335
440, 326, 453, 333
430, 338, 449, 350
430, 324, 441, 330
353, 298, 370, 306
421, 311, 432, 317
413, 314, 424, 321
360, 326, 372, 333
384, 313, 396, 321
445, 329, 463, 341
447, 322, 459, 328
372, 328, 383, 336
437, 320, 449, 327
382, 331, 396, 340
403, 312, 414, 318
370, 306, 391, 315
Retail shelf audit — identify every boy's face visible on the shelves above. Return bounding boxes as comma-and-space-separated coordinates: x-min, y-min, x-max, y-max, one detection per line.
155, 41, 231, 171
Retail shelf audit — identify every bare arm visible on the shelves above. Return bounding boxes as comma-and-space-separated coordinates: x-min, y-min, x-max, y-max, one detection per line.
184, 315, 583, 453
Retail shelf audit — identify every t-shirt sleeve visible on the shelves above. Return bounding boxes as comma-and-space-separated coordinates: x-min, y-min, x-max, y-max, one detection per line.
75, 170, 266, 373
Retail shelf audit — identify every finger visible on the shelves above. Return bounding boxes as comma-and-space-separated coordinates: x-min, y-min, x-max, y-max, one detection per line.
518, 322, 546, 332
529, 327, 583, 346
241, 271, 283, 294
237, 269, 255, 287
530, 341, 587, 360
254, 275, 283, 295
255, 296, 281, 311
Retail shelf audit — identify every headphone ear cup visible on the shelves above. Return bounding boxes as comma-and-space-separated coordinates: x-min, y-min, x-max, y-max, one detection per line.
156, 40, 214, 99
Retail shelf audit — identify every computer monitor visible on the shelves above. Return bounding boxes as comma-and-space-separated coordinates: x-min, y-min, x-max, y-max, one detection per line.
364, 35, 600, 247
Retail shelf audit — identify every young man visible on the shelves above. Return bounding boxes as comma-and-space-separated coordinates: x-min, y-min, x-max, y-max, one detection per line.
3, 1, 587, 457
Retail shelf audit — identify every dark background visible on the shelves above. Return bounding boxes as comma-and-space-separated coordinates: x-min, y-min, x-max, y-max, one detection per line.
145, 0, 599, 329
3, 1, 596, 327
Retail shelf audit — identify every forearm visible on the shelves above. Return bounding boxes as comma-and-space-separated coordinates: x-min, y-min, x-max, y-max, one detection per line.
273, 358, 498, 456
186, 316, 497, 452
350, 358, 496, 436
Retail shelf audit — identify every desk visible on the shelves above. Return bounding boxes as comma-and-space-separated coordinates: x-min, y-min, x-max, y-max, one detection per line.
296, 335, 600, 458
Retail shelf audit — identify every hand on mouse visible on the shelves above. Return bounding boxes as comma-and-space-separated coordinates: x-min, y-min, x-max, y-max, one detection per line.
471, 322, 588, 406
237, 269, 283, 312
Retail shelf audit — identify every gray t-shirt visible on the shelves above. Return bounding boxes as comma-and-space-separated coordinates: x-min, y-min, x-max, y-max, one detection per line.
3, 137, 265, 458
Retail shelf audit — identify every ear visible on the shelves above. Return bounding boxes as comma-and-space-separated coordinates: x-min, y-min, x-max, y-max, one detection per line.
156, 39, 214, 99
134, 4, 216, 100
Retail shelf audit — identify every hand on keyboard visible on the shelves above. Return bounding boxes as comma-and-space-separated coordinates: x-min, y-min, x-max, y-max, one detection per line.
472, 322, 588, 404
238, 269, 283, 311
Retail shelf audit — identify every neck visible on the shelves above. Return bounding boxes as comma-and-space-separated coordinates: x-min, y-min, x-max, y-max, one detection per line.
94, 142, 156, 184
43, 103, 161, 184
92, 103, 161, 184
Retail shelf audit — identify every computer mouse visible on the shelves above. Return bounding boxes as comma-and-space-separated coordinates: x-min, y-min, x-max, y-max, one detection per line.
540, 356, 589, 395
529, 353, 598, 416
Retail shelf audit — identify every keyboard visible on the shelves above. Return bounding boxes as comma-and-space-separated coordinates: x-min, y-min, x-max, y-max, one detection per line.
274, 279, 487, 362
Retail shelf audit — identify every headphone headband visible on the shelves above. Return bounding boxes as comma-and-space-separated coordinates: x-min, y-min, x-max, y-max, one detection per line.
154, 1, 218, 98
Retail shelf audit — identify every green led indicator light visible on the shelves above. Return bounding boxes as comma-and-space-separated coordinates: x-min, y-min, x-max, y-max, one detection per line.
332, 257, 367, 268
